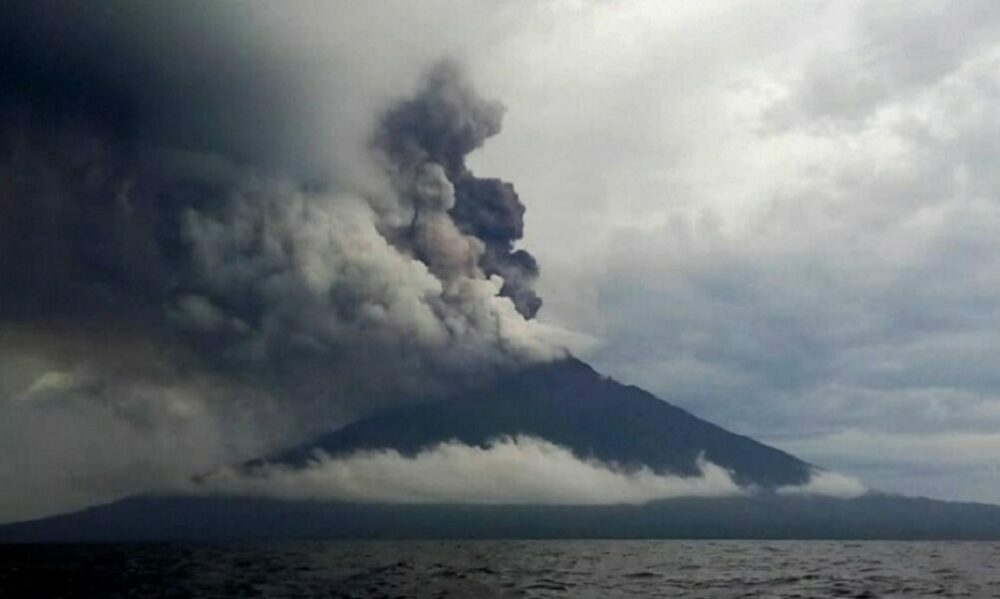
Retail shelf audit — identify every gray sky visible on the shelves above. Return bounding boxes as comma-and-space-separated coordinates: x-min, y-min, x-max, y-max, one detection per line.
467, 0, 1000, 503
2, 0, 999, 521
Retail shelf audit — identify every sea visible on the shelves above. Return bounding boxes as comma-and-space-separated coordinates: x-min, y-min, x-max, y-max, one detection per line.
1, 540, 998, 598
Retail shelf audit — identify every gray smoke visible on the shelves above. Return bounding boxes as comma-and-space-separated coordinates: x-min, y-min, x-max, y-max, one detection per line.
374, 62, 543, 318
0, 1, 559, 448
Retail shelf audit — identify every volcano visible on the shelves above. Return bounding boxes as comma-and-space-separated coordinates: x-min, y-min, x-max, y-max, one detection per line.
3, 358, 1000, 541
260, 358, 812, 488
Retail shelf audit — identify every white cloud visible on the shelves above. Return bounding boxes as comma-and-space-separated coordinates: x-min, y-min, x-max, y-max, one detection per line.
199, 436, 743, 505
466, 0, 1000, 503
776, 429, 1000, 503
778, 469, 867, 499
782, 429, 1000, 469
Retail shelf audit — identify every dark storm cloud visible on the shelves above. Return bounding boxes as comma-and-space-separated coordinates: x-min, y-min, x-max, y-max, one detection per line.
0, 1, 314, 172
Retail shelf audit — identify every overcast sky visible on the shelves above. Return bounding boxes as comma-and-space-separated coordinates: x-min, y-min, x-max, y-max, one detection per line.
2, 0, 1000, 521
465, 0, 1000, 503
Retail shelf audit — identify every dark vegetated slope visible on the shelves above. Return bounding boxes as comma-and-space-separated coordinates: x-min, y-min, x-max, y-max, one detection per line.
4, 494, 1000, 542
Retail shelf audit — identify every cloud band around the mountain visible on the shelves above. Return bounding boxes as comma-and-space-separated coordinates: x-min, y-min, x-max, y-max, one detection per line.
197, 436, 864, 504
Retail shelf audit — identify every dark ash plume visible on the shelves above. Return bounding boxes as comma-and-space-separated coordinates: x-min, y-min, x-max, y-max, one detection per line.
0, 2, 558, 449
375, 62, 543, 318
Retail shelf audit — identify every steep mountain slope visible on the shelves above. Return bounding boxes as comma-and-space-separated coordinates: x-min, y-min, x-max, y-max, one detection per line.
264, 358, 812, 488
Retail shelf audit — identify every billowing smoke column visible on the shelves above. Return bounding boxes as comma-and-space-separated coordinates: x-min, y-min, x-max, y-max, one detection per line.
375, 62, 543, 318
0, 1, 558, 444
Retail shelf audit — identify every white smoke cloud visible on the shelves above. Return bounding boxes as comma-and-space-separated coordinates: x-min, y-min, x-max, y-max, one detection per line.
777, 469, 867, 499
173, 178, 560, 392
198, 436, 743, 505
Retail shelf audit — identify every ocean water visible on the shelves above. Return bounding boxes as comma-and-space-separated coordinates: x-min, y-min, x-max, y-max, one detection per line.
1, 540, 998, 598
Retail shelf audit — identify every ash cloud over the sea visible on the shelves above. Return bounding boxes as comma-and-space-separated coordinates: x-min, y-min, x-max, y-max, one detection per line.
0, 1, 558, 522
